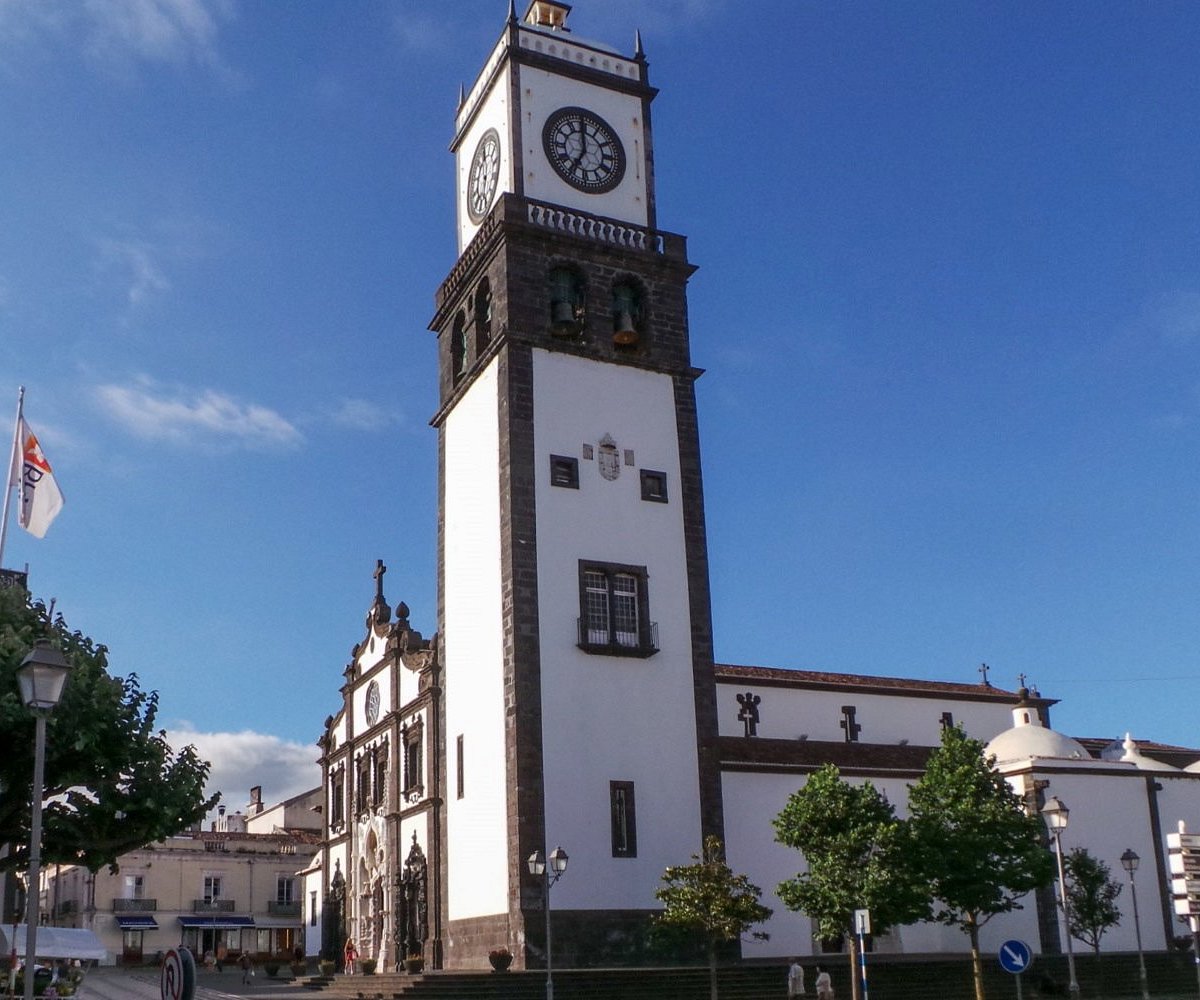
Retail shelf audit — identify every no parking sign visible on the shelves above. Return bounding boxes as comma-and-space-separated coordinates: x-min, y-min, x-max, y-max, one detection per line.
160, 947, 196, 1000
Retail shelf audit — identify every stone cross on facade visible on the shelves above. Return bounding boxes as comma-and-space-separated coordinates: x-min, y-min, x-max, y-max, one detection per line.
1017, 672, 1027, 689
736, 691, 761, 737
978, 662, 991, 687
840, 705, 861, 743
374, 559, 387, 602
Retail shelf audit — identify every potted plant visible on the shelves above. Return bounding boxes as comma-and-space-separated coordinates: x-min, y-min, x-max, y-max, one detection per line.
488, 947, 513, 972
318, 959, 335, 977
361, 958, 377, 976
263, 961, 280, 978
404, 952, 424, 974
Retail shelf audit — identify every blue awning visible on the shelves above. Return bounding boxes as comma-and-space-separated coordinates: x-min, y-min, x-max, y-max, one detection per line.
115, 915, 158, 930
177, 915, 254, 929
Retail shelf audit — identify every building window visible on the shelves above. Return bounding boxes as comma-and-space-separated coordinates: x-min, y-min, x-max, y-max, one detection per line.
611, 279, 644, 348
373, 746, 388, 808
610, 781, 637, 858
276, 876, 296, 905
577, 561, 657, 657
203, 875, 223, 904
125, 874, 145, 900
310, 891, 318, 927
640, 469, 668, 503
330, 765, 345, 831
456, 734, 465, 800
548, 265, 585, 336
357, 754, 371, 811
451, 309, 467, 384
403, 721, 424, 795
475, 278, 492, 351
550, 455, 579, 489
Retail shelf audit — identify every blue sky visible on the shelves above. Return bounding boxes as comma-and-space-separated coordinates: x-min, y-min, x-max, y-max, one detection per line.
2, 0, 1199, 808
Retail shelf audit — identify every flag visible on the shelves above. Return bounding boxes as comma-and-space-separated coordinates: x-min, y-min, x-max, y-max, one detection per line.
11, 415, 64, 538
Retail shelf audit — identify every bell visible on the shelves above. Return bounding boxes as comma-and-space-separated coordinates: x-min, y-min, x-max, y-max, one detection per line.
613, 311, 639, 345
551, 299, 578, 336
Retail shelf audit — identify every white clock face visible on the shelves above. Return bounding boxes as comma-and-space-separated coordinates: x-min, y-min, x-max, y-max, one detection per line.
467, 128, 501, 223
365, 681, 380, 726
542, 106, 626, 194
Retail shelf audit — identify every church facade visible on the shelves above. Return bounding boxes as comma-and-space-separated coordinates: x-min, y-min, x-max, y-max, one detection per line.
305, 1, 1200, 974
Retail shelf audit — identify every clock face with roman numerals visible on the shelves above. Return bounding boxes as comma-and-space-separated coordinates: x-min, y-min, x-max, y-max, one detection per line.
467, 128, 501, 224
541, 106, 626, 194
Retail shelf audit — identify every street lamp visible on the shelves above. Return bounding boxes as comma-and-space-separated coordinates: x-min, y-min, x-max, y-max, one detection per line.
17, 639, 71, 1000
1120, 848, 1150, 1000
1041, 796, 1080, 999
527, 846, 568, 1000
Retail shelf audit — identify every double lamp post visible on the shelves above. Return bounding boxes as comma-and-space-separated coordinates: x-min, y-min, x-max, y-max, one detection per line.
16, 639, 72, 1000
527, 846, 568, 1000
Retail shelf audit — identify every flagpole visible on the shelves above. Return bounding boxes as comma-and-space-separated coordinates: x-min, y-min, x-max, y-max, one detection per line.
0, 385, 25, 569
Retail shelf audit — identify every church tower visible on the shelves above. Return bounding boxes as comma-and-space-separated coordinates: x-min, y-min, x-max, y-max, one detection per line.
432, 1, 722, 967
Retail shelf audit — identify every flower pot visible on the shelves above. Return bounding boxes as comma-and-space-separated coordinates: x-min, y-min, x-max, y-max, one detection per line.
489, 952, 513, 972
404, 957, 424, 974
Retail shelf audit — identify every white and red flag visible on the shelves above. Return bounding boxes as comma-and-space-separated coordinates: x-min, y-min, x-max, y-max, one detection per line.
12, 414, 64, 538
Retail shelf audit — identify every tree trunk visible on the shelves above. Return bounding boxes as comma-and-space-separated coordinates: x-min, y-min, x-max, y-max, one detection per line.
968, 920, 986, 1000
708, 942, 719, 1000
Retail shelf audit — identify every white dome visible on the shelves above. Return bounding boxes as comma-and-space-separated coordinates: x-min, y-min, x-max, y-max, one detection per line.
986, 724, 1090, 765
1101, 733, 1179, 772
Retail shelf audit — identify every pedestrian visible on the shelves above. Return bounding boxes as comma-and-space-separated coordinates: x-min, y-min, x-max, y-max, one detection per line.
787, 957, 806, 998
239, 951, 253, 984
816, 966, 834, 1000
343, 938, 358, 975
216, 943, 227, 972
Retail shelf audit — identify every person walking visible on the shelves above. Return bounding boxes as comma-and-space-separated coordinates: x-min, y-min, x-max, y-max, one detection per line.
343, 938, 358, 975
239, 951, 253, 985
788, 958, 806, 998
815, 966, 834, 1000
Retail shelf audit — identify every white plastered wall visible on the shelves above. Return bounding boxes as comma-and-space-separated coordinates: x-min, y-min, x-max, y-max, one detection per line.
532, 349, 700, 910
516, 64, 648, 226
444, 359, 509, 919
456, 61, 513, 253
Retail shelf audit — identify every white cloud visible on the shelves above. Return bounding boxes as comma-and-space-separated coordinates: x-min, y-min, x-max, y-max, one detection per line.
96, 237, 171, 307
96, 376, 304, 449
328, 398, 402, 433
1148, 291, 1200, 346
0, 0, 237, 77
166, 725, 320, 821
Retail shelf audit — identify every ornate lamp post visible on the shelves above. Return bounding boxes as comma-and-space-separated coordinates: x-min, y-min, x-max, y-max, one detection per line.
1120, 848, 1150, 1000
17, 639, 71, 1000
1041, 796, 1080, 999
527, 846, 568, 1000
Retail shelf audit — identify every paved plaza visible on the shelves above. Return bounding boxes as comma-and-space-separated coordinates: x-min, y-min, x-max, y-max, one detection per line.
74, 965, 314, 1000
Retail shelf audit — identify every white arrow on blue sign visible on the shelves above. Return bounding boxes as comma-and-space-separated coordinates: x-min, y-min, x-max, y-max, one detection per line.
998, 940, 1033, 974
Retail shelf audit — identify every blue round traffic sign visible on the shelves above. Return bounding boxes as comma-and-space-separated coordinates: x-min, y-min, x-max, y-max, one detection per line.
998, 939, 1033, 974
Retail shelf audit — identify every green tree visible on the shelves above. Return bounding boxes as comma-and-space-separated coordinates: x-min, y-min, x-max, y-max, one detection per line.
655, 835, 772, 1000
1064, 847, 1122, 958
0, 587, 217, 875
773, 764, 930, 1000
907, 725, 1055, 1000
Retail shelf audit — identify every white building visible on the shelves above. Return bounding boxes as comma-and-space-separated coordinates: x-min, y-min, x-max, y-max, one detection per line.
308, 0, 1200, 974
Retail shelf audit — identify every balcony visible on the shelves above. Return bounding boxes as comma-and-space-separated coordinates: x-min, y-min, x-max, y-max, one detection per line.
113, 898, 157, 912
577, 619, 659, 659
267, 900, 301, 916
192, 899, 235, 912
55, 899, 77, 916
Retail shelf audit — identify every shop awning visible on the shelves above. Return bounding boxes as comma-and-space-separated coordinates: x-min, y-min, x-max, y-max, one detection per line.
252, 916, 301, 928
0, 926, 107, 960
115, 915, 159, 930
177, 915, 254, 929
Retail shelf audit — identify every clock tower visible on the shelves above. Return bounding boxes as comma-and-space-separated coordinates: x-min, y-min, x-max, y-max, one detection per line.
433, 0, 722, 967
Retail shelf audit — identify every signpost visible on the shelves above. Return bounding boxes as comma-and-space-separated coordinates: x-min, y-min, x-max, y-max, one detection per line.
854, 909, 871, 1000
1167, 821, 1200, 999
998, 939, 1033, 1000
